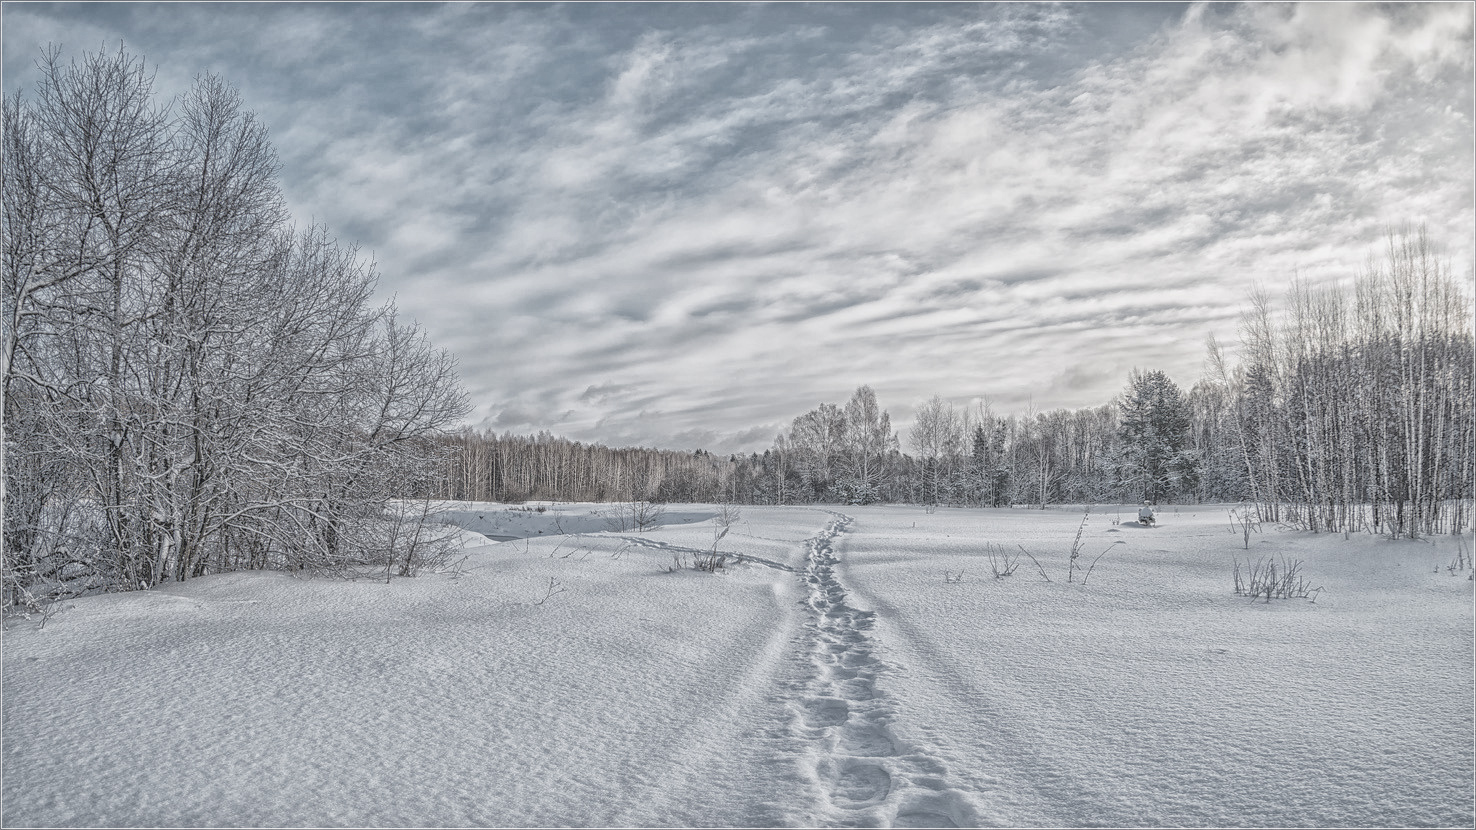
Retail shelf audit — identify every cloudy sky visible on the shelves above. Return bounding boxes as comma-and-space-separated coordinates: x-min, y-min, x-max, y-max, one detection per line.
5, 2, 1472, 453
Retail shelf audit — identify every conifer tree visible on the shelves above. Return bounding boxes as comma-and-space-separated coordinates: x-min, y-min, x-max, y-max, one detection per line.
1116, 370, 1197, 503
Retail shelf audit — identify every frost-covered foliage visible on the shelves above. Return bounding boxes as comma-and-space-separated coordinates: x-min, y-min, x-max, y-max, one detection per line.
1115, 369, 1198, 503
1216, 227, 1474, 537
780, 387, 902, 504
910, 395, 965, 507
3, 47, 468, 609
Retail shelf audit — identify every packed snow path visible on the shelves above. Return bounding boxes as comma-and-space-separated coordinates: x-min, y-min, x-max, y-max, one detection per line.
785, 511, 980, 828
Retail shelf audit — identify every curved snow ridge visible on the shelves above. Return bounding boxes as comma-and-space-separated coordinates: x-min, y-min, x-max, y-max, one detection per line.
789, 512, 982, 828
605, 534, 797, 573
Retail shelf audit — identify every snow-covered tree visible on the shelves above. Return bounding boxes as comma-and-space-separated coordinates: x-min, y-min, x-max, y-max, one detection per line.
839, 385, 898, 504
4, 46, 468, 608
1116, 369, 1197, 503
789, 402, 847, 501
967, 415, 1011, 507
1224, 227, 1474, 536
910, 395, 963, 506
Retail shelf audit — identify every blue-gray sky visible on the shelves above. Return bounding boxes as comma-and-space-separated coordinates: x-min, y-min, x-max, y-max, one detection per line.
5, 2, 1472, 453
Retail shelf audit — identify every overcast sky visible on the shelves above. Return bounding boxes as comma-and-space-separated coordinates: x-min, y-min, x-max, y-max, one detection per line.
5, 2, 1472, 453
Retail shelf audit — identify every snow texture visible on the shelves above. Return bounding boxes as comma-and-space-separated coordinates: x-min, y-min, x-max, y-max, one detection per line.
4, 503, 1471, 827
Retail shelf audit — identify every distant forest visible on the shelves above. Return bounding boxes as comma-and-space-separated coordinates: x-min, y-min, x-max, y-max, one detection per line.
438, 227, 1474, 539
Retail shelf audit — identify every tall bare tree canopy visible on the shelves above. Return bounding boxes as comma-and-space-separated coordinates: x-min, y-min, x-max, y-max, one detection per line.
3, 47, 468, 611
1222, 228, 1474, 537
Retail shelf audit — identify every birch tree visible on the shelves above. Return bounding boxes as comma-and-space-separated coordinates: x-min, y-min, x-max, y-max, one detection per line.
840, 385, 897, 504
910, 395, 963, 507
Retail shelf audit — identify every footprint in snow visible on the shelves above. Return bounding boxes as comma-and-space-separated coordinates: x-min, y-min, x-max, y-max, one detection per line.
836, 675, 878, 702
790, 512, 976, 827
832, 763, 892, 807
894, 808, 960, 828
839, 720, 896, 756
803, 696, 851, 728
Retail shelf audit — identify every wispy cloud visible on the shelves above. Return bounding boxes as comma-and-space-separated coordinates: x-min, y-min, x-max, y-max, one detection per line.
6, 2, 1470, 453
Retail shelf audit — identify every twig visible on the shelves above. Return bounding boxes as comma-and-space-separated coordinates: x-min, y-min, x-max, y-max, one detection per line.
1068, 507, 1089, 583
1080, 541, 1123, 586
985, 543, 1018, 579
531, 577, 566, 606
1019, 545, 1051, 582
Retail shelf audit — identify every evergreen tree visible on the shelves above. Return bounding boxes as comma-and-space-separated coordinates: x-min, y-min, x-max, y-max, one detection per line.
968, 424, 992, 506
1116, 370, 1197, 503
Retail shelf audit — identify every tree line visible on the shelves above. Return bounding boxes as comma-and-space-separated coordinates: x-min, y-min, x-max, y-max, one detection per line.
3, 47, 468, 611
438, 227, 1473, 538
437, 377, 1192, 510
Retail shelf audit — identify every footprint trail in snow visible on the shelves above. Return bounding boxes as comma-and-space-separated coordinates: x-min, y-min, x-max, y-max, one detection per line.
787, 511, 980, 828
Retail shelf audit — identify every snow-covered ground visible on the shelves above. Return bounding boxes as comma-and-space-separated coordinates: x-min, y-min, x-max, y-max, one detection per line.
4, 503, 1471, 828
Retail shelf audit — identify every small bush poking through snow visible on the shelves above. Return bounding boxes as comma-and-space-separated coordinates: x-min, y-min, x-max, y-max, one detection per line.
1233, 556, 1323, 602
1063, 508, 1122, 585
606, 500, 666, 532
0, 582, 65, 630
1019, 545, 1052, 582
694, 547, 728, 573
694, 503, 742, 572
1229, 505, 1262, 550
992, 518, 1121, 586
529, 577, 566, 606
1445, 533, 1471, 578
1068, 510, 1089, 582
985, 543, 1019, 579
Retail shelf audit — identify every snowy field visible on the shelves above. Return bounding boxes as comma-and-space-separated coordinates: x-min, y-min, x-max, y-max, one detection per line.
4, 502, 1471, 828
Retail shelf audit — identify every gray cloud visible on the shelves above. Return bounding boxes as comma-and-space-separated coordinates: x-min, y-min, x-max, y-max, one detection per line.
7, 2, 1470, 454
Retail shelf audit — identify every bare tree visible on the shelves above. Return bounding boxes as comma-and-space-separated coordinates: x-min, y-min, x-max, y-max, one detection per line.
1224, 226, 1472, 537
3, 46, 469, 609
910, 395, 963, 509
840, 385, 898, 504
